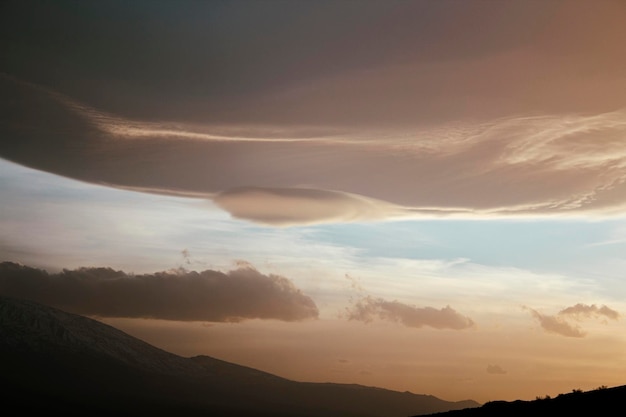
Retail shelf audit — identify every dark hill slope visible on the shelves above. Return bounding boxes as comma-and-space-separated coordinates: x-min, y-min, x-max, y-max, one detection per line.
417, 385, 626, 416
0, 296, 478, 417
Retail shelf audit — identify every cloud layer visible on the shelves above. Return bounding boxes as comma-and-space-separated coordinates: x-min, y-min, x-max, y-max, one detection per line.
3, 73, 626, 226
2, 1, 626, 225
0, 261, 319, 322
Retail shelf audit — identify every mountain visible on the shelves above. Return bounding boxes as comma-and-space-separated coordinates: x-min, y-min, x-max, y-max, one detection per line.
416, 385, 626, 417
0, 295, 479, 417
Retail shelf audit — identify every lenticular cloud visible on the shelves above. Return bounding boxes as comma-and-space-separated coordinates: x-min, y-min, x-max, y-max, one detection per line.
3, 73, 626, 226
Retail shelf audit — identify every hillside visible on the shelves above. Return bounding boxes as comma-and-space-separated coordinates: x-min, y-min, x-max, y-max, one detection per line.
416, 385, 626, 416
0, 295, 478, 417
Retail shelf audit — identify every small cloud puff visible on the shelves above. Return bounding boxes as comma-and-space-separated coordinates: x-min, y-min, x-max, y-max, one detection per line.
558, 303, 620, 321
524, 303, 619, 338
345, 295, 474, 330
487, 364, 507, 375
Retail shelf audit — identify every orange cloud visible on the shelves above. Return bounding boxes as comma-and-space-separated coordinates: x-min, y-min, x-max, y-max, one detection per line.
213, 186, 400, 226
526, 307, 585, 338
524, 303, 620, 338
346, 295, 474, 330
558, 303, 620, 321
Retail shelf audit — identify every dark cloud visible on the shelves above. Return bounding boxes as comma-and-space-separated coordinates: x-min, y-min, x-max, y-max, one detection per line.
524, 303, 620, 338
486, 364, 507, 375
3, 1, 621, 125
0, 0, 567, 124
0, 261, 319, 322
345, 295, 474, 330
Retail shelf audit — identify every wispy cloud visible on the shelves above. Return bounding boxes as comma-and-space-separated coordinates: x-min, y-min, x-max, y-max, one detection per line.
558, 303, 620, 321
525, 307, 586, 338
0, 261, 319, 322
345, 295, 474, 330
342, 271, 475, 331
524, 303, 620, 337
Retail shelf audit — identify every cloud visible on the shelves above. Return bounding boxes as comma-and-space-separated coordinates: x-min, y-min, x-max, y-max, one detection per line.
3, 73, 626, 228
558, 303, 620, 321
486, 365, 507, 375
527, 308, 585, 338
213, 187, 400, 226
3, 1, 626, 229
524, 303, 620, 338
0, 261, 318, 322
345, 295, 474, 330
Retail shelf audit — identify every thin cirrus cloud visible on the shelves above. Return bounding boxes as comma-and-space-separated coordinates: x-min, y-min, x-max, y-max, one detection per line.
0, 261, 319, 322
3, 74, 626, 227
523, 304, 620, 338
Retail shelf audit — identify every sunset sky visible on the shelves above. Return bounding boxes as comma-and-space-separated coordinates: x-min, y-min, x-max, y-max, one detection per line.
2, 0, 626, 404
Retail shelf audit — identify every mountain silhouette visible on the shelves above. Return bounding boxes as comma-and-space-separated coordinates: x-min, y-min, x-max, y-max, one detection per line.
0, 295, 478, 417
416, 386, 626, 417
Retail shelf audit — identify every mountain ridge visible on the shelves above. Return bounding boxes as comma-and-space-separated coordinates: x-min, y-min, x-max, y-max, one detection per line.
415, 383, 626, 417
0, 295, 478, 417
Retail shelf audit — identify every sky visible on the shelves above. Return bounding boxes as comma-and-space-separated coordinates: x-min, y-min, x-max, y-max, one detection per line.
1, 0, 626, 404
